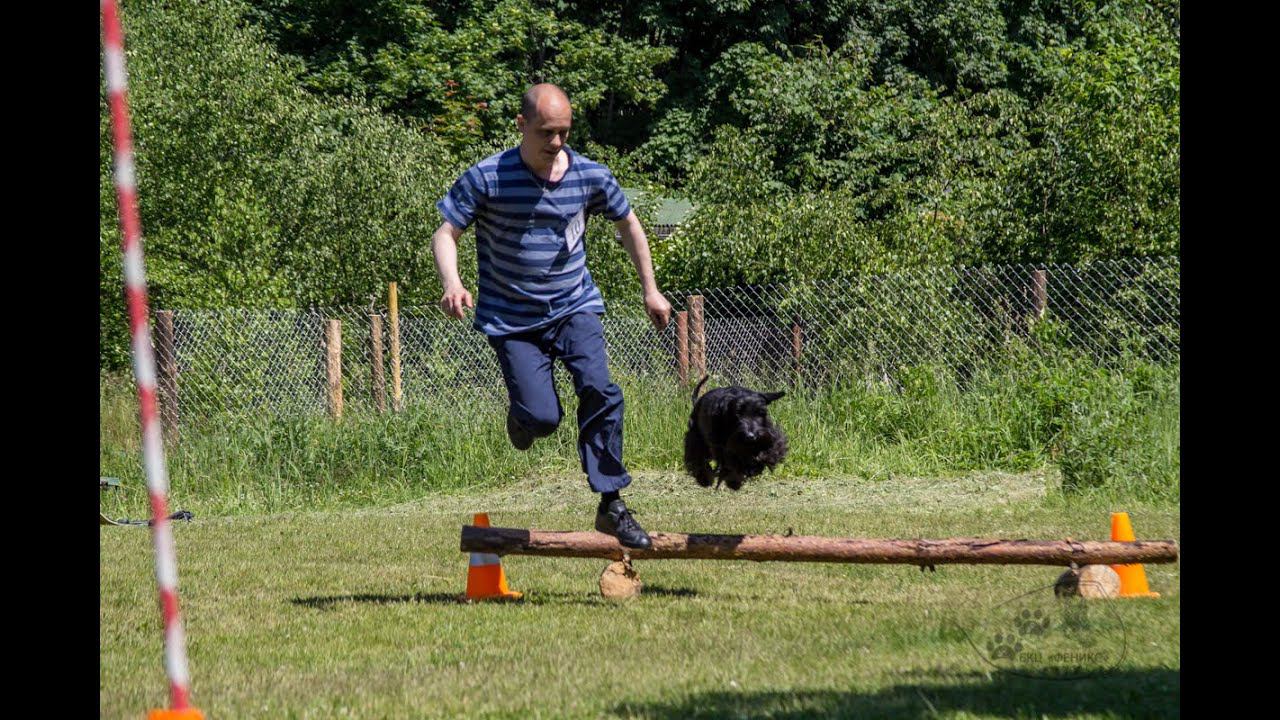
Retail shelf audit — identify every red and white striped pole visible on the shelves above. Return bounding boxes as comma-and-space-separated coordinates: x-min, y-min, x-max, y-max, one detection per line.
101, 2, 202, 718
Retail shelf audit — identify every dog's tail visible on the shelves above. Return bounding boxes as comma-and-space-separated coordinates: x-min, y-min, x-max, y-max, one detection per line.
691, 374, 710, 404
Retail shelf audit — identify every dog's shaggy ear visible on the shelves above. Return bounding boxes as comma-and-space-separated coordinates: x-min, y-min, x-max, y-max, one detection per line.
760, 390, 786, 404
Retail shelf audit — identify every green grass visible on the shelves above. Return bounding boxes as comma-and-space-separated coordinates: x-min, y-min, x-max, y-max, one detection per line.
100, 470, 1179, 719
100, 346, 1179, 716
99, 353, 1179, 519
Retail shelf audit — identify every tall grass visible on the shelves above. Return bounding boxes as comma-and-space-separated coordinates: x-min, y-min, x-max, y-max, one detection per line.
99, 350, 1179, 517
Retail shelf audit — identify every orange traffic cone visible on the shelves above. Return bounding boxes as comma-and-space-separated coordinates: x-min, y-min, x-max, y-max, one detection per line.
463, 513, 523, 601
1110, 512, 1160, 598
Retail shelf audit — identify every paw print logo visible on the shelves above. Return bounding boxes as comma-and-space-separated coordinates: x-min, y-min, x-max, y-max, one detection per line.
1060, 604, 1097, 648
1015, 608, 1051, 637
987, 633, 1023, 661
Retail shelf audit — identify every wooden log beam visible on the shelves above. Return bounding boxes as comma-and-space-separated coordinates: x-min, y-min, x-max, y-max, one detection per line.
460, 526, 1178, 566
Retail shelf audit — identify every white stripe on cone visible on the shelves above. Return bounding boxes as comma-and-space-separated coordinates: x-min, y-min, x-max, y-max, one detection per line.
469, 552, 503, 567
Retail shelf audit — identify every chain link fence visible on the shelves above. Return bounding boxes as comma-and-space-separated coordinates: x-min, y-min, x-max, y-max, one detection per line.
155, 257, 1179, 428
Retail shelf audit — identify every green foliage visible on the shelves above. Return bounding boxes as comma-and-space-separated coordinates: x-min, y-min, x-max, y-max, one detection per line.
644, 2, 1176, 286
101, 0, 1180, 370
246, 0, 674, 152
101, 0, 458, 368
983, 0, 1180, 263
655, 192, 962, 289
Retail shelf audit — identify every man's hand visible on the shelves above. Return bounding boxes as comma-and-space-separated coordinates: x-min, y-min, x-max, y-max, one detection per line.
616, 212, 672, 332
644, 290, 673, 331
432, 221, 473, 319
440, 282, 474, 319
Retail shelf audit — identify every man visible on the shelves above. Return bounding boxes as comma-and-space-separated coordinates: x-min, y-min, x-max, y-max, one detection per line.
431, 83, 673, 549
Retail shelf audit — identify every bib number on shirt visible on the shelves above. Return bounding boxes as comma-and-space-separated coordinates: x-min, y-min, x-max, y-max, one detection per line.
565, 209, 585, 254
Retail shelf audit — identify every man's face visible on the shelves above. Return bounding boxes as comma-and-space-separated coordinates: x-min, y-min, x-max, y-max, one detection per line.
517, 97, 572, 163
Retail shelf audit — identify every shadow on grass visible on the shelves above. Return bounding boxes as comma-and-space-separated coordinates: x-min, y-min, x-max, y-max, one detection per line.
291, 593, 467, 608
612, 668, 1179, 719
513, 585, 704, 606
641, 585, 700, 598
292, 585, 704, 609
291, 584, 881, 609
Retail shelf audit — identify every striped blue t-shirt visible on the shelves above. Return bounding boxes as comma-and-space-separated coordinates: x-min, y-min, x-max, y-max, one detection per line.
436, 146, 632, 336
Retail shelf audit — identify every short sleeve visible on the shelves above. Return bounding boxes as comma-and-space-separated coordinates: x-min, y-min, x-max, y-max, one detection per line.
436, 165, 487, 229
588, 168, 632, 222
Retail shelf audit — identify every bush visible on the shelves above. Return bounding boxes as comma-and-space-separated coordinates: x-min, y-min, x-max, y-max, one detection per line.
100, 0, 458, 369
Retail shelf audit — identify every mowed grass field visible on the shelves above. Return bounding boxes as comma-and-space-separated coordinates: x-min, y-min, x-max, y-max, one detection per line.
100, 470, 1179, 719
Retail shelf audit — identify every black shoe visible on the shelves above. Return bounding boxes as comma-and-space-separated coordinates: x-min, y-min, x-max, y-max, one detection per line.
594, 498, 652, 549
507, 412, 533, 451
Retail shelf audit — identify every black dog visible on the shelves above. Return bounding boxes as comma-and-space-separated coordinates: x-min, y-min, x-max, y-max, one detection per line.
683, 375, 788, 490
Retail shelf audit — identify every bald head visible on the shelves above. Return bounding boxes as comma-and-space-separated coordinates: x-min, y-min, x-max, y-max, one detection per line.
520, 83, 572, 122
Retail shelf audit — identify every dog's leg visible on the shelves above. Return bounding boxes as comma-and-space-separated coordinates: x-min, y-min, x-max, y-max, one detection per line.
684, 427, 715, 488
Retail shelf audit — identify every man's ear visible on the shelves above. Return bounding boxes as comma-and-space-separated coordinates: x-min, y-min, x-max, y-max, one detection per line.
761, 391, 786, 404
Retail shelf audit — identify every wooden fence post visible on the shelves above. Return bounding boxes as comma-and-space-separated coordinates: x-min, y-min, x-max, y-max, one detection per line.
688, 295, 706, 380
1031, 268, 1048, 322
389, 282, 403, 411
326, 319, 343, 419
155, 309, 179, 443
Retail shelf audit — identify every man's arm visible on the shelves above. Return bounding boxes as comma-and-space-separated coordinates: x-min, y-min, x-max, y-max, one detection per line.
431, 221, 474, 319
615, 211, 672, 331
